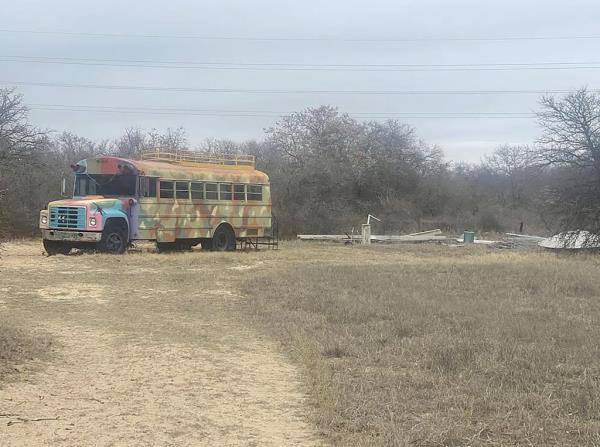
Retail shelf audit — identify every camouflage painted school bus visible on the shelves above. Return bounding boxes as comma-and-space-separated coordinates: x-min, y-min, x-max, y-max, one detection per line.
39, 151, 272, 255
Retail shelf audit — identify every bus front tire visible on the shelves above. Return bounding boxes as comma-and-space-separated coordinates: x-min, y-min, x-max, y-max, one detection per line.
212, 226, 236, 251
43, 240, 71, 256
99, 222, 128, 254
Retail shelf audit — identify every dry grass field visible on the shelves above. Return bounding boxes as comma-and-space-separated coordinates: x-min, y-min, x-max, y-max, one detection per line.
0, 241, 322, 446
242, 244, 600, 446
1, 240, 600, 446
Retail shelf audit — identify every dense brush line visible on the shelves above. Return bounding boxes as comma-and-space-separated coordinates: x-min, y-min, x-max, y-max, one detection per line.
1, 87, 599, 239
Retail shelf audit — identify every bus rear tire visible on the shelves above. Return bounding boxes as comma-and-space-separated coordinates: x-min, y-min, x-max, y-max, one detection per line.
43, 240, 71, 256
212, 225, 236, 251
99, 221, 128, 254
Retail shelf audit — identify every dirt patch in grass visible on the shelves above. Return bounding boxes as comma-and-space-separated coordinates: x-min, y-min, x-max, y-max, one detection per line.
0, 321, 52, 383
0, 240, 323, 446
241, 246, 600, 446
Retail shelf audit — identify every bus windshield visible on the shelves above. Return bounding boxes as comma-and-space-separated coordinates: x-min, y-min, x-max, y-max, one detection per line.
75, 174, 137, 197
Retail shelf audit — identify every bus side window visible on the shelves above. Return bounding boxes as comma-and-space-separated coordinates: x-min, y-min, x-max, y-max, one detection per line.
205, 183, 218, 200
233, 184, 246, 201
160, 181, 174, 199
139, 177, 157, 198
191, 182, 204, 200
247, 185, 263, 201
148, 178, 157, 197
219, 183, 232, 200
175, 181, 190, 200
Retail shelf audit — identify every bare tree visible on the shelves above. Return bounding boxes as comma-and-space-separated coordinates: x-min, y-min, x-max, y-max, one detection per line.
265, 106, 361, 164
201, 138, 241, 155
147, 127, 188, 152
534, 88, 600, 235
0, 88, 45, 165
114, 127, 148, 158
536, 88, 600, 171
0, 88, 47, 241
483, 145, 536, 208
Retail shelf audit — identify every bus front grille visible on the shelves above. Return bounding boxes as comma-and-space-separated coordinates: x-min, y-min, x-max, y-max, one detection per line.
49, 206, 86, 229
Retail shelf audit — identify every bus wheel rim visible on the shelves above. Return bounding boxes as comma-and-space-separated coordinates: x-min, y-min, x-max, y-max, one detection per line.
106, 233, 123, 251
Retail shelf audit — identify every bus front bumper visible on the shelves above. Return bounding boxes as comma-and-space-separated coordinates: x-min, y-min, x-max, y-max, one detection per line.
42, 229, 102, 242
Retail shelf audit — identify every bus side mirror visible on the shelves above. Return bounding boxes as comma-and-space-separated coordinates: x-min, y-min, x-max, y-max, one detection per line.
61, 178, 68, 197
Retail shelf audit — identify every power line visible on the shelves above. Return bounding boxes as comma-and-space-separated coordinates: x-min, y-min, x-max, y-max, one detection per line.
28, 105, 537, 120
2, 55, 600, 72
29, 106, 280, 118
28, 103, 278, 118
28, 103, 536, 116
6, 55, 598, 68
25, 103, 537, 119
1, 28, 599, 43
4, 81, 593, 96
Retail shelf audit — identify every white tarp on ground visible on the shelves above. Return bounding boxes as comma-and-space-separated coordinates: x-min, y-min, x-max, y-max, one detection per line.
297, 229, 446, 243
538, 231, 600, 249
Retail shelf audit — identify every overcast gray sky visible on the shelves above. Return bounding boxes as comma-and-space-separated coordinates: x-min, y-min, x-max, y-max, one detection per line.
1, 0, 598, 161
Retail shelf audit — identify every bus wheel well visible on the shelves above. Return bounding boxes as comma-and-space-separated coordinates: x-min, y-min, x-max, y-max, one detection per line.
214, 222, 235, 236
104, 217, 128, 233
212, 223, 236, 251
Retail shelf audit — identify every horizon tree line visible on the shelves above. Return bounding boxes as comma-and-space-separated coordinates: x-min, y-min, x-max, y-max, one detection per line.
1, 87, 599, 239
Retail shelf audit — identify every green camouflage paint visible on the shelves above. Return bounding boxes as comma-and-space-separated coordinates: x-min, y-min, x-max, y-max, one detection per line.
40, 155, 272, 244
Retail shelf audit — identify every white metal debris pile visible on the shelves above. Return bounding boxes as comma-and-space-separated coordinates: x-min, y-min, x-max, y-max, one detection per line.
297, 229, 447, 244
482, 233, 547, 249
296, 234, 361, 242
372, 229, 447, 242
298, 229, 546, 247
505, 233, 546, 248
297, 213, 600, 250
538, 231, 600, 250
461, 231, 600, 250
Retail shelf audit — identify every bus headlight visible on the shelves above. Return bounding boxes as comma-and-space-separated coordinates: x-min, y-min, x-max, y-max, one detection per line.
41, 215, 48, 224
89, 217, 97, 226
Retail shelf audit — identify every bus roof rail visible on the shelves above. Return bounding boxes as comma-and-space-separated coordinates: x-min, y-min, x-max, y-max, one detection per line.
141, 150, 256, 168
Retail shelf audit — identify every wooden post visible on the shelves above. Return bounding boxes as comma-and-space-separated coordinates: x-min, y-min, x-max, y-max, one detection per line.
362, 224, 371, 245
